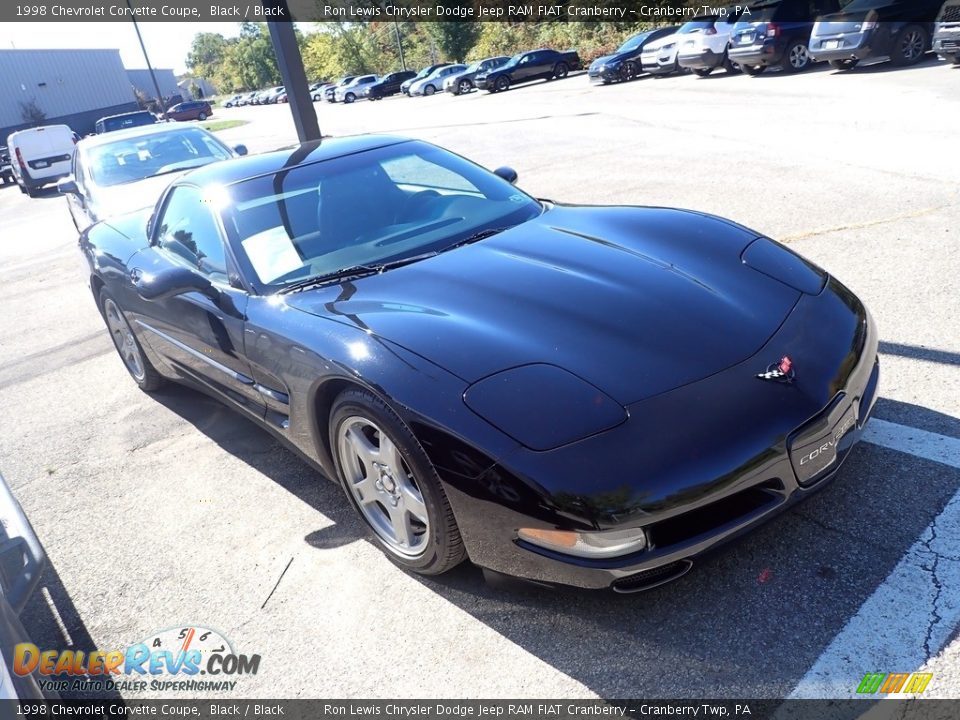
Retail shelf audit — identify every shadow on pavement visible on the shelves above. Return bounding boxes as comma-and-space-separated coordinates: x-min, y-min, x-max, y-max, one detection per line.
20, 559, 124, 700
130, 384, 960, 698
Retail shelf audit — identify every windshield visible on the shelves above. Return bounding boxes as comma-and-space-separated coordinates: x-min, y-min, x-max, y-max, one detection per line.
219, 141, 543, 290
679, 20, 717, 33
86, 128, 233, 187
617, 33, 651, 52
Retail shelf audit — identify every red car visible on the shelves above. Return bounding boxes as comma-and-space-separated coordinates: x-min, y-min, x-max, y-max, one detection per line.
165, 101, 213, 122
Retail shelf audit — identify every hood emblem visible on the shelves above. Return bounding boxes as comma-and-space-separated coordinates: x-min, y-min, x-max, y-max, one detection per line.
757, 355, 795, 384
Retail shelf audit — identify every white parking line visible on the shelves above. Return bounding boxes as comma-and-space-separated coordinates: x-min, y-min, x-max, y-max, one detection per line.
788, 419, 960, 699
863, 419, 960, 471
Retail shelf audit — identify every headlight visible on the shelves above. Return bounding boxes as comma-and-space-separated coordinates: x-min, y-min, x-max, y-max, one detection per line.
518, 527, 647, 559
463, 363, 626, 451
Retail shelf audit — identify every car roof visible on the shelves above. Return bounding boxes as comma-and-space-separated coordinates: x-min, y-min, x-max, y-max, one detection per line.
180, 135, 412, 188
78, 122, 212, 149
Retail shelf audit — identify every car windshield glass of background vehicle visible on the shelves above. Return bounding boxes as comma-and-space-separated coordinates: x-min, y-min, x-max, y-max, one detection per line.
87, 129, 232, 187
218, 142, 542, 289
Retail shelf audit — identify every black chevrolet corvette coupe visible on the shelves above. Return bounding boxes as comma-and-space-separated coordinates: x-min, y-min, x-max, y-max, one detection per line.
78, 136, 879, 592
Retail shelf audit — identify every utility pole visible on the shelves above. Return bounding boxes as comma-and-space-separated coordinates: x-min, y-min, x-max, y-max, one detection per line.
264, 1, 321, 142
125, 0, 166, 114
394, 21, 406, 71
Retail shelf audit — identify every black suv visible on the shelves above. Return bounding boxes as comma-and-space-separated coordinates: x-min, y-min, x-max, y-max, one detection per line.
368, 71, 417, 100
810, 0, 943, 70
729, 0, 842, 74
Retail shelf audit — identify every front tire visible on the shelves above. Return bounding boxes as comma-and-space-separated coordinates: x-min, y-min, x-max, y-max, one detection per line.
693, 67, 713, 77
618, 62, 637, 82
742, 64, 766, 76
424, 84, 435, 96
344, 92, 356, 103
330, 388, 466, 575
457, 79, 472, 94
99, 289, 163, 392
197, 112, 207, 121
892, 25, 928, 66
495, 75, 510, 92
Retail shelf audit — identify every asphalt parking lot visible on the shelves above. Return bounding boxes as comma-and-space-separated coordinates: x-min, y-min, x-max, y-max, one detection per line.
1, 58, 959, 700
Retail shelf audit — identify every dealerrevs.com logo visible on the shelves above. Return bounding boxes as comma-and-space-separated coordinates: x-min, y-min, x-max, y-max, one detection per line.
14, 625, 261, 694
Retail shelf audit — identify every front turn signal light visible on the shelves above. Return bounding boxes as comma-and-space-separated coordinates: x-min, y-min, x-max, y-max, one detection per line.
518, 527, 648, 559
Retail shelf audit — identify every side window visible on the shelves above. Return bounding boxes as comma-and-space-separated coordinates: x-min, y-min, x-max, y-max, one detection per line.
155, 186, 228, 281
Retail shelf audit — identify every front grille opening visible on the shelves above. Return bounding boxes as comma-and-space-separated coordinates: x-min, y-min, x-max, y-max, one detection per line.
647, 482, 782, 549
611, 560, 693, 593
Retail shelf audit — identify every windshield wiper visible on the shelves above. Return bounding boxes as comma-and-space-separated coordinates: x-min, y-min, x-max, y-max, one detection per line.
440, 226, 512, 253
279, 251, 439, 294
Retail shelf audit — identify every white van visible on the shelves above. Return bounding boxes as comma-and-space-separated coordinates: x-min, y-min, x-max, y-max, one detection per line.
6, 124, 76, 197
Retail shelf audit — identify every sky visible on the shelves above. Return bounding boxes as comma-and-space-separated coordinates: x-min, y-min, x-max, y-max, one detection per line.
0, 22, 244, 75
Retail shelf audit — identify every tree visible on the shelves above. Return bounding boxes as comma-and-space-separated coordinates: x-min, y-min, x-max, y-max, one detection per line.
425, 5, 481, 62
186, 32, 228, 80
19, 98, 46, 124
426, 21, 481, 63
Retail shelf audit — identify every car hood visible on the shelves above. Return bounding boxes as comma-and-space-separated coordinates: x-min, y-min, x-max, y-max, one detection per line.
91, 173, 185, 222
590, 51, 631, 68
285, 206, 802, 405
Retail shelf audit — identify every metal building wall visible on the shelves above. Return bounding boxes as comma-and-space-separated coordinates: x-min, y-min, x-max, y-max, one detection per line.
0, 48, 138, 141
126, 68, 181, 101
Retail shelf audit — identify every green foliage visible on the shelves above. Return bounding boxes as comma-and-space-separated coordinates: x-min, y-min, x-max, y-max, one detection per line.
188, 19, 661, 91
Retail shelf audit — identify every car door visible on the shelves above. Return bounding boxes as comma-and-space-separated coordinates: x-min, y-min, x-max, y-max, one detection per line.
127, 184, 267, 419
513, 53, 537, 81
66, 149, 96, 231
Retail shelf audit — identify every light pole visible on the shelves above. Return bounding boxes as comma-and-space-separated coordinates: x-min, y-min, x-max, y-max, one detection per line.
125, 0, 166, 113
394, 21, 407, 71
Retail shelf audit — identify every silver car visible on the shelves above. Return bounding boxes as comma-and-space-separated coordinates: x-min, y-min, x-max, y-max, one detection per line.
443, 56, 511, 95
334, 75, 378, 104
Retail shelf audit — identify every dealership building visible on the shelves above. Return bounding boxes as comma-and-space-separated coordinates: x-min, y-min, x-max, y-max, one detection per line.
0, 48, 139, 142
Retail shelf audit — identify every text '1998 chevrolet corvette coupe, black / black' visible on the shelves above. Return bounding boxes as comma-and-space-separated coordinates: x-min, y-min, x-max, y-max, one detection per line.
79, 136, 879, 592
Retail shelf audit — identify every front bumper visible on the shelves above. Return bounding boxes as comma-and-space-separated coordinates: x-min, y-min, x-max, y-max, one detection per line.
678, 48, 725, 71
443, 280, 880, 591
640, 54, 677, 74
588, 66, 623, 82
934, 28, 960, 57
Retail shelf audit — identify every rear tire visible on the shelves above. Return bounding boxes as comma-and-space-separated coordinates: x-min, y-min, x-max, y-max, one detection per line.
724, 52, 741, 74
330, 387, 466, 576
783, 42, 811, 72
830, 59, 859, 71
892, 25, 928, 66
99, 289, 164, 392
197, 112, 207, 121
693, 68, 713, 77
553, 62, 569, 79
742, 64, 766, 76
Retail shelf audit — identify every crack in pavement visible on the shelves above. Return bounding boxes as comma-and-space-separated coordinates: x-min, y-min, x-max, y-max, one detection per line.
920, 516, 946, 662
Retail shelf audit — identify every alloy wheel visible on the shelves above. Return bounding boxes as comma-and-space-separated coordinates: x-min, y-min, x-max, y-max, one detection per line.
789, 44, 810, 70
901, 30, 925, 61
103, 298, 145, 381
337, 416, 430, 557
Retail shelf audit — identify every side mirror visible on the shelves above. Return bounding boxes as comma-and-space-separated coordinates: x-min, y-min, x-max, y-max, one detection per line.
57, 178, 79, 195
135, 266, 218, 302
232, 144, 248, 156
494, 166, 518, 184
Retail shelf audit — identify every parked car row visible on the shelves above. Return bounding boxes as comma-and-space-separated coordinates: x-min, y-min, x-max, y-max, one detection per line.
601, 0, 952, 81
